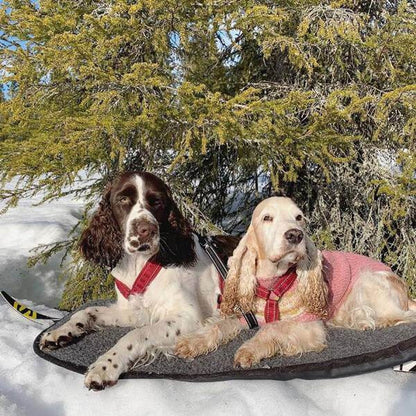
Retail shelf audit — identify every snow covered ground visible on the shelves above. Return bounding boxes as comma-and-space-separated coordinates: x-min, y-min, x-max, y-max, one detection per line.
0, 194, 415, 416
0, 197, 83, 307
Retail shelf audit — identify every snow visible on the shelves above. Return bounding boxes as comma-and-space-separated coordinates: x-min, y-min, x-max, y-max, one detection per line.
1, 194, 416, 416
0, 198, 83, 307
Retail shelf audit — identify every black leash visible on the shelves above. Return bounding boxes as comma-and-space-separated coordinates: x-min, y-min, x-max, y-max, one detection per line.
197, 234, 259, 329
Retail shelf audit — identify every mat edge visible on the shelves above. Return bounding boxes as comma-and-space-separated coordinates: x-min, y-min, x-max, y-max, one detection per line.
33, 325, 416, 382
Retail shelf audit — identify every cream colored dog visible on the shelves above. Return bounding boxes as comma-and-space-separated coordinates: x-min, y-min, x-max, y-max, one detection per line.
176, 197, 416, 368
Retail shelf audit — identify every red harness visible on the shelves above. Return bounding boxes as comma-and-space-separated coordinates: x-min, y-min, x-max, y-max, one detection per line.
114, 253, 295, 322
255, 268, 297, 323
114, 256, 223, 309
114, 255, 162, 299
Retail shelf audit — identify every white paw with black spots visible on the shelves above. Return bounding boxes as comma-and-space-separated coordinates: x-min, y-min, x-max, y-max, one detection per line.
84, 354, 123, 391
39, 308, 98, 350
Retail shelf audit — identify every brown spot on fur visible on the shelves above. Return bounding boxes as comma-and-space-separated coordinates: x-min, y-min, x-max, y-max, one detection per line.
176, 329, 181, 336
113, 364, 118, 368
107, 358, 112, 362
127, 344, 132, 351
102, 366, 106, 370
76, 322, 84, 329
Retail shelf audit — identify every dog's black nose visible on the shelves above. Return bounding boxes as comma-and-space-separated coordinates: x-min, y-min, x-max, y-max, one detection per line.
284, 229, 303, 245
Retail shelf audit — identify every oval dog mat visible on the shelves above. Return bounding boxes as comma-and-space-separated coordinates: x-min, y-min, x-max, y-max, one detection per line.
33, 301, 416, 381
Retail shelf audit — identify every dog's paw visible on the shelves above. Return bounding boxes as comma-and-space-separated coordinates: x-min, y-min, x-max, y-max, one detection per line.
175, 334, 216, 359
39, 328, 76, 350
234, 346, 259, 369
84, 355, 123, 391
175, 337, 198, 359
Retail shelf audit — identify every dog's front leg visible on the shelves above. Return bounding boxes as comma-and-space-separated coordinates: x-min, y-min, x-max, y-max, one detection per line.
84, 316, 193, 390
234, 320, 327, 368
39, 304, 145, 350
175, 317, 244, 358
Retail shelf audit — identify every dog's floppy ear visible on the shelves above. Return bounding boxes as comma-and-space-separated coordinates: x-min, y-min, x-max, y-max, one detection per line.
220, 225, 259, 315
296, 236, 328, 318
79, 184, 123, 269
166, 188, 193, 238
156, 185, 196, 267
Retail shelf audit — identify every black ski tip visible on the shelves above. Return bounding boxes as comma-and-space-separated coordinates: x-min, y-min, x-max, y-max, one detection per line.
1, 290, 61, 323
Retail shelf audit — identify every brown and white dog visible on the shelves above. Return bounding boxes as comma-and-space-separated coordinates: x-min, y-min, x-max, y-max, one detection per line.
176, 197, 416, 368
40, 172, 237, 390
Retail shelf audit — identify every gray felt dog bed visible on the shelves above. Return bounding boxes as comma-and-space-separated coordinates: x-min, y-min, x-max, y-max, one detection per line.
33, 301, 416, 381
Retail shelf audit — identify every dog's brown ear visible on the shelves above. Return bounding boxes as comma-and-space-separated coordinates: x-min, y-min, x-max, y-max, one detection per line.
156, 185, 196, 267
296, 237, 328, 318
163, 185, 193, 237
210, 235, 240, 265
79, 185, 123, 269
220, 225, 258, 315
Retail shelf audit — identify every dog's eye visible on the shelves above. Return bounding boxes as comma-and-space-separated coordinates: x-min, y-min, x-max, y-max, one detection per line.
119, 196, 130, 204
296, 214, 303, 221
263, 215, 273, 222
150, 198, 161, 206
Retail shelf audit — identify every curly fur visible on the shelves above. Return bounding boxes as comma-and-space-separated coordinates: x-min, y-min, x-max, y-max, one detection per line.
79, 184, 123, 269
220, 223, 328, 318
220, 233, 249, 315
296, 237, 328, 319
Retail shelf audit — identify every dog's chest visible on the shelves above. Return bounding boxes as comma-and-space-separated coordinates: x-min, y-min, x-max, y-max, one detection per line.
112, 257, 216, 319
253, 282, 307, 321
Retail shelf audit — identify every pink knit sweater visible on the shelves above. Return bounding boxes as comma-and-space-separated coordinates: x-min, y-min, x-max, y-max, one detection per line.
244, 251, 392, 326
300, 251, 392, 321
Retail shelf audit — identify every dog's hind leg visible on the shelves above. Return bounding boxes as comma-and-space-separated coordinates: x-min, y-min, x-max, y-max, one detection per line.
331, 271, 416, 330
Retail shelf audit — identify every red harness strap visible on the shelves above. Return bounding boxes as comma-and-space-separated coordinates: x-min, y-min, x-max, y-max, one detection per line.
114, 254, 224, 310
114, 255, 162, 299
255, 268, 297, 323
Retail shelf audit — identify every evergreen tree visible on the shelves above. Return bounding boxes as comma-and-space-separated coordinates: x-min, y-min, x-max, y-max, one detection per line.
1, 1, 415, 309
